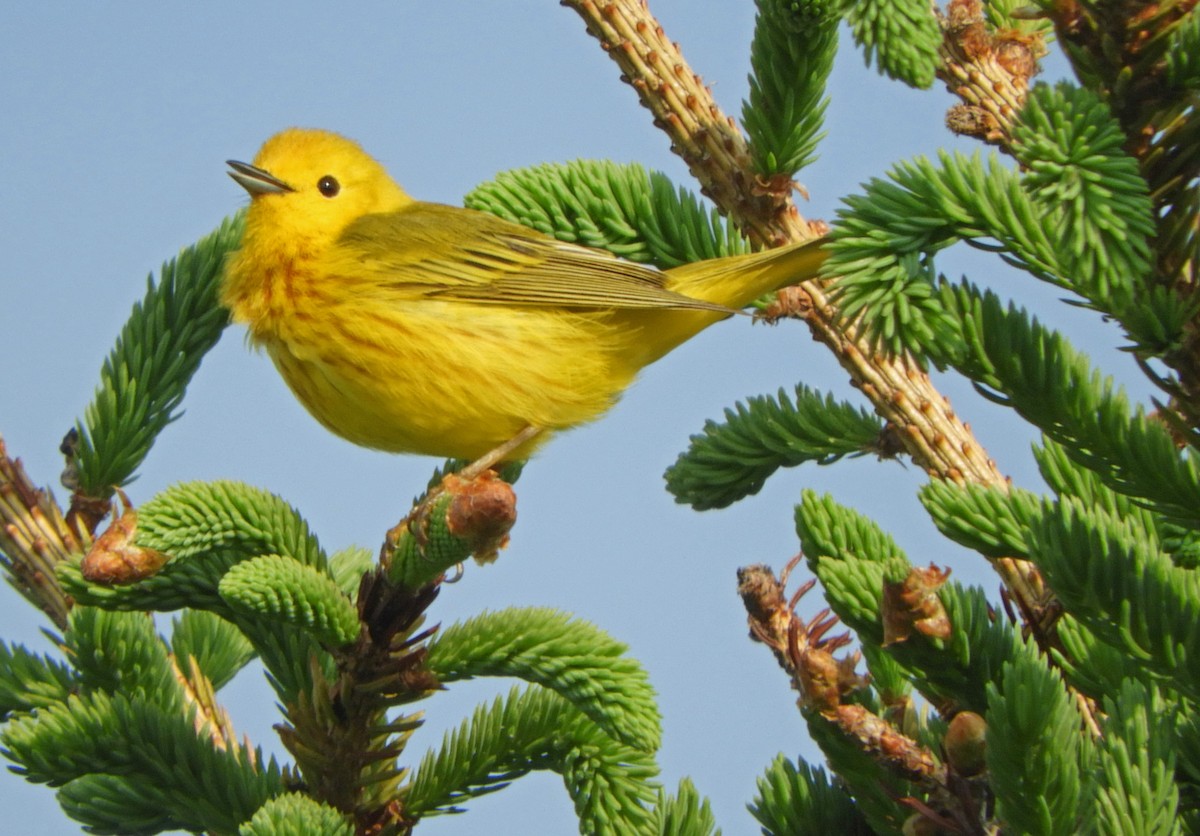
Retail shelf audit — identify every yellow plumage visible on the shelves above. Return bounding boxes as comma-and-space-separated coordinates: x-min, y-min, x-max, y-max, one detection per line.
222, 128, 827, 460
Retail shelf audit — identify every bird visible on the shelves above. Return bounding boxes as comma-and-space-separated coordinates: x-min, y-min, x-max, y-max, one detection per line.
221, 128, 827, 470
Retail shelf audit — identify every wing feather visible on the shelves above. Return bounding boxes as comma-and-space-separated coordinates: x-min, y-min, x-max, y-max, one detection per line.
334, 203, 734, 313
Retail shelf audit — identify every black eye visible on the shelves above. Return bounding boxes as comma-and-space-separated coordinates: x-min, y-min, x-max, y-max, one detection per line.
317, 175, 340, 197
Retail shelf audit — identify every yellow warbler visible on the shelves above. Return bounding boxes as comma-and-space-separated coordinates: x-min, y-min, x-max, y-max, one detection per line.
222, 128, 827, 462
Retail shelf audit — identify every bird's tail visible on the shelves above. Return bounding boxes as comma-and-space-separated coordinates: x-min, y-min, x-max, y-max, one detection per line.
663, 236, 828, 309
620, 236, 828, 369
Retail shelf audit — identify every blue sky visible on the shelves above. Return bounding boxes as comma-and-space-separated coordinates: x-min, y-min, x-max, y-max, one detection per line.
0, 4, 1148, 834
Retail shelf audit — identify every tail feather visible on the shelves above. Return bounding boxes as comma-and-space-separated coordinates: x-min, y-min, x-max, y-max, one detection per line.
618, 236, 829, 370
662, 237, 828, 309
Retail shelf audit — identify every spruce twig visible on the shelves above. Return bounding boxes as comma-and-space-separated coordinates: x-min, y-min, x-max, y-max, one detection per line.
562, 0, 1050, 657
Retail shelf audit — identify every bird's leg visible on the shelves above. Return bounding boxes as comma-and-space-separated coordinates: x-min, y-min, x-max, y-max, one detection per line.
387, 425, 543, 554
454, 425, 543, 482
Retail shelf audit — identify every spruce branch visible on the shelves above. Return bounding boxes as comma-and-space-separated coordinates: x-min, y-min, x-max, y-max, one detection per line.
843, 0, 942, 89
174, 654, 245, 763
1032, 436, 1157, 524
1011, 83, 1155, 321
828, 86, 1158, 357
665, 385, 886, 511
749, 755, 872, 835
1027, 497, 1200, 703
327, 546, 374, 600
405, 685, 659, 832
237, 793, 355, 836
219, 555, 361, 648
0, 642, 77, 717
383, 471, 517, 588
64, 607, 183, 714
648, 778, 719, 836
1053, 615, 1144, 702
1033, 0, 1200, 426
986, 645, 1091, 835
938, 284, 1200, 526
58, 481, 339, 705
802, 713, 928, 834
736, 562, 955, 830
1163, 8, 1200, 93
56, 773, 191, 836
61, 481, 331, 617
1, 690, 287, 835
743, 0, 837, 180
68, 214, 244, 534
135, 481, 327, 572
272, 568, 438, 826
426, 607, 661, 752
563, 0, 1048, 625
796, 490, 1025, 715
466, 160, 752, 268
919, 480, 1039, 560
170, 608, 256, 693
791, 492, 896, 637
1083, 680, 1181, 835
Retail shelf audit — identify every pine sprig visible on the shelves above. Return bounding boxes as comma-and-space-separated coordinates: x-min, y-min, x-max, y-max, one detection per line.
666, 386, 884, 510
919, 480, 1040, 560
405, 685, 659, 832
137, 481, 327, 571
1033, 436, 1154, 524
1084, 680, 1181, 834
73, 213, 244, 495
1053, 615, 1145, 701
1027, 497, 1200, 702
794, 490, 899, 637
841, 0, 941, 88
425, 607, 661, 752
64, 607, 183, 714
327, 546, 373, 600
986, 644, 1091, 835
743, 0, 838, 178
828, 85, 1161, 356
170, 608, 256, 693
797, 490, 1022, 714
237, 793, 355, 836
0, 642, 77, 717
219, 555, 361, 648
2, 690, 286, 834
56, 773, 189, 836
464, 160, 750, 269
648, 779, 719, 836
1012, 83, 1154, 316
749, 754, 872, 835
940, 284, 1200, 526
62, 481, 330, 615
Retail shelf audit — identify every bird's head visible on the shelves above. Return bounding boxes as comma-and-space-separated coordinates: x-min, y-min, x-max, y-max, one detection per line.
228, 128, 411, 253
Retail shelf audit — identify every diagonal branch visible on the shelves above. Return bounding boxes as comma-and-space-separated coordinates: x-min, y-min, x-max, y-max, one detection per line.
561, 0, 1049, 624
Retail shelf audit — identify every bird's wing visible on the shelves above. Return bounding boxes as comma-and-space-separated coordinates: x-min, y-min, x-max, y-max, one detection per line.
335, 202, 734, 313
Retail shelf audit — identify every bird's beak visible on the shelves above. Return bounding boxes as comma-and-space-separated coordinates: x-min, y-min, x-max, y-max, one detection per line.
226, 160, 294, 195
